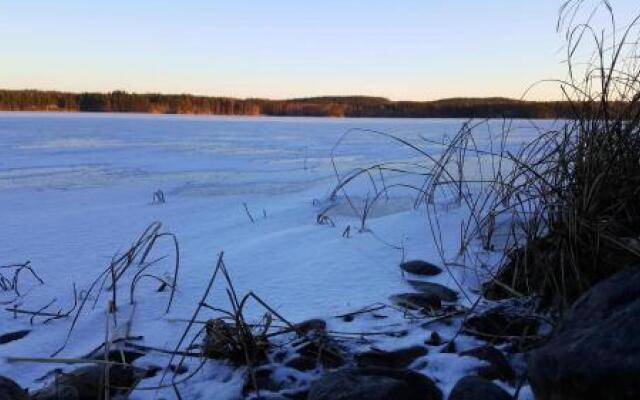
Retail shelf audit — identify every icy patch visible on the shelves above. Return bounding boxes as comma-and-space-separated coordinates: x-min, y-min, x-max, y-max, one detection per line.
323, 195, 419, 219
18, 138, 123, 150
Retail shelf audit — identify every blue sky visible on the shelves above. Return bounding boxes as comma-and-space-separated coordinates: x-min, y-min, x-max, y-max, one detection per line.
1, 1, 639, 100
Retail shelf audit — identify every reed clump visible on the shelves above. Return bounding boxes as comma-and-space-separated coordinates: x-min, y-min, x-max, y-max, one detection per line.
327, 1, 640, 312
485, 1, 640, 308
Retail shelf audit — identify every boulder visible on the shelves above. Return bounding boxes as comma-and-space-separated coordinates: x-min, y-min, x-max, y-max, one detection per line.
459, 346, 515, 382
441, 340, 457, 354
528, 267, 640, 400
242, 367, 282, 396
31, 365, 142, 400
281, 388, 309, 399
285, 354, 318, 371
293, 319, 326, 336
463, 307, 539, 340
355, 346, 428, 369
390, 293, 442, 311
408, 280, 458, 302
448, 376, 512, 400
0, 376, 28, 400
308, 368, 442, 400
400, 260, 443, 276
86, 348, 145, 364
425, 331, 443, 346
294, 339, 345, 369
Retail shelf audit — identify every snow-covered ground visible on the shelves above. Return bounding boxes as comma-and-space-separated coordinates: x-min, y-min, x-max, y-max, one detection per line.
0, 112, 550, 398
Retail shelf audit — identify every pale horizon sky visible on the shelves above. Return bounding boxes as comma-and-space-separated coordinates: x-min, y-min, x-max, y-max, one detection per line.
2, 1, 639, 101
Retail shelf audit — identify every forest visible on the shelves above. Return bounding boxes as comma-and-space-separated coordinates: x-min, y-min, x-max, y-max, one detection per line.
0, 89, 578, 119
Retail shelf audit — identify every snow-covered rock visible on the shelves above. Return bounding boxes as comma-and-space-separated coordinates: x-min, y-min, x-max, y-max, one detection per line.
448, 376, 512, 400
308, 368, 442, 400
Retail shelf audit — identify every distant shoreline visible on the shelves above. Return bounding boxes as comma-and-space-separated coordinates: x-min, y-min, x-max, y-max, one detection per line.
0, 110, 569, 122
0, 89, 592, 119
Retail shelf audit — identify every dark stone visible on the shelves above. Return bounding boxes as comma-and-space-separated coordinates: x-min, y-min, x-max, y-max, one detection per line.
441, 340, 456, 354
273, 350, 288, 363
407, 280, 459, 302
528, 267, 640, 400
0, 330, 30, 345
356, 346, 428, 369
281, 388, 309, 399
285, 355, 317, 371
31, 365, 142, 400
295, 339, 345, 369
400, 260, 443, 276
242, 367, 281, 396
425, 331, 442, 346
389, 293, 442, 311
169, 364, 188, 375
463, 308, 539, 340
308, 368, 442, 400
385, 330, 409, 338
293, 319, 326, 336
0, 376, 28, 400
87, 349, 146, 364
143, 366, 161, 379
460, 346, 515, 382
448, 376, 512, 400
245, 391, 284, 400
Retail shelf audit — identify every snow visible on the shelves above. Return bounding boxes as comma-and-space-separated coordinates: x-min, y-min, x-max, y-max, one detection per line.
0, 112, 551, 398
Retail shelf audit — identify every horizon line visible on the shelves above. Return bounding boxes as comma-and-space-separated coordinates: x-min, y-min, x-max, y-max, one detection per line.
0, 88, 567, 103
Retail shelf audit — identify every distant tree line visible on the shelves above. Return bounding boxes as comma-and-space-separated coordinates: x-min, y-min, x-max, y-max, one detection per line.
0, 89, 593, 119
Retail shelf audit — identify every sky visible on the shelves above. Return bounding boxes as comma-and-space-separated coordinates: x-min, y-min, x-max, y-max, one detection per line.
1, 0, 639, 101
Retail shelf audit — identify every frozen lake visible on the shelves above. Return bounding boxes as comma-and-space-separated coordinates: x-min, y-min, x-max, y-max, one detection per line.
0, 112, 546, 397
0, 112, 486, 192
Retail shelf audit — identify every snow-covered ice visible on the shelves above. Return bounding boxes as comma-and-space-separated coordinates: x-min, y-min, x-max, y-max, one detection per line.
0, 112, 549, 398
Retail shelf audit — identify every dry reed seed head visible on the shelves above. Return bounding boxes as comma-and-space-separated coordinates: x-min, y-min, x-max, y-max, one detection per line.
202, 317, 270, 364
203, 318, 237, 357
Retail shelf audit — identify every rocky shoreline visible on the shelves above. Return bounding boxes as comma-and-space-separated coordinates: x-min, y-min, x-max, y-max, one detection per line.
2, 261, 638, 400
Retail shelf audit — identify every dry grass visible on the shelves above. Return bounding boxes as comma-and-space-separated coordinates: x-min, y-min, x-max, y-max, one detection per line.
483, 0, 640, 308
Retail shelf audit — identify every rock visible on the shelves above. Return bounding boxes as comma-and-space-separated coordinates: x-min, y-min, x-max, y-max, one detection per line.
87, 348, 146, 364
308, 368, 442, 400
169, 364, 188, 375
285, 355, 317, 371
355, 346, 428, 369
143, 365, 161, 379
448, 376, 512, 400
295, 339, 345, 369
242, 367, 282, 396
281, 388, 309, 399
400, 260, 443, 276
31, 365, 143, 400
389, 293, 442, 311
463, 307, 539, 340
0, 376, 28, 400
0, 330, 30, 345
441, 340, 457, 353
425, 331, 442, 346
407, 280, 459, 302
385, 330, 408, 338
528, 267, 640, 400
459, 346, 515, 381
293, 319, 326, 336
